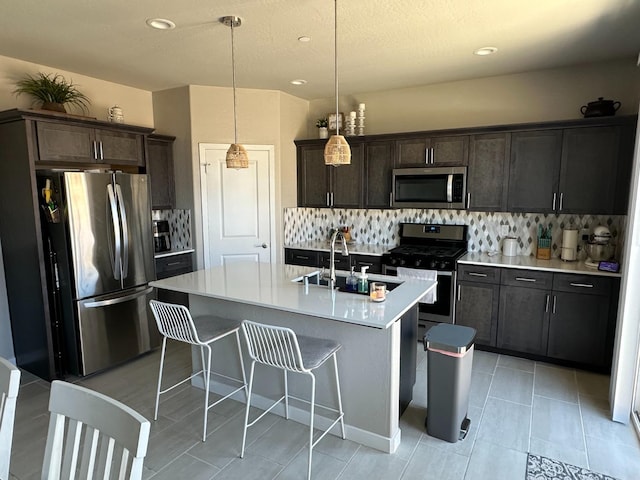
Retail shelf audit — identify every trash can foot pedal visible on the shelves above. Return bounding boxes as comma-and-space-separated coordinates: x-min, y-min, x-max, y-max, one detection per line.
459, 417, 471, 441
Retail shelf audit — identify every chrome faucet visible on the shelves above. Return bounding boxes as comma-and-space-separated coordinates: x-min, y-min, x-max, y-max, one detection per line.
328, 230, 349, 290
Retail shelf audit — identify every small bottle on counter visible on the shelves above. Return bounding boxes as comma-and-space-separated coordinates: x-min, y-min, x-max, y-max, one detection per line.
346, 266, 358, 292
357, 266, 369, 293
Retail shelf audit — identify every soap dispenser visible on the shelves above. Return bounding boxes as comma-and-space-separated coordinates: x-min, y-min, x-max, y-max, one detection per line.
357, 266, 369, 294
346, 266, 358, 292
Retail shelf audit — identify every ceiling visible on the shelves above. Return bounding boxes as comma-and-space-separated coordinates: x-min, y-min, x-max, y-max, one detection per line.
1, 0, 638, 100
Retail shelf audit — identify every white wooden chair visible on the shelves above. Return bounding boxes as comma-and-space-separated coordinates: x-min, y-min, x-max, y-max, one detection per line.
0, 357, 20, 480
240, 320, 345, 480
149, 300, 247, 441
41, 380, 150, 480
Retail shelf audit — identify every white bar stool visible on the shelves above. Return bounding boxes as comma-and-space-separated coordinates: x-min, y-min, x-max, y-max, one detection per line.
240, 320, 345, 480
149, 300, 247, 441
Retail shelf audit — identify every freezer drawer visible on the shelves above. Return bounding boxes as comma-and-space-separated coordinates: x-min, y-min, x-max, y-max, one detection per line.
76, 286, 158, 375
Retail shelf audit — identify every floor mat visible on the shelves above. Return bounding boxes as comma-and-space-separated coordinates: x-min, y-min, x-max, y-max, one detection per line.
526, 454, 619, 480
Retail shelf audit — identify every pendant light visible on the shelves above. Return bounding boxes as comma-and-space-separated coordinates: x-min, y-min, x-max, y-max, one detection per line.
221, 16, 249, 169
324, 0, 351, 167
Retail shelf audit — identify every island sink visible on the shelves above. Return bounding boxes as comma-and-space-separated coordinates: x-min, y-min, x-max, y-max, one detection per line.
294, 271, 401, 295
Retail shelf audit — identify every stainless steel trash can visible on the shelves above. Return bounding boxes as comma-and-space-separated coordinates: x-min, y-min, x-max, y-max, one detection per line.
424, 323, 476, 443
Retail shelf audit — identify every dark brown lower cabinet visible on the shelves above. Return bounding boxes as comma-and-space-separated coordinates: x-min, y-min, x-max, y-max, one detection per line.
456, 281, 499, 347
155, 253, 194, 307
497, 285, 550, 355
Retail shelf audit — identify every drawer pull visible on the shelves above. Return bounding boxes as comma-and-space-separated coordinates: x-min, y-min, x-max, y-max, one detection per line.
468, 272, 487, 277
358, 262, 373, 266
166, 261, 181, 266
515, 277, 536, 282
296, 255, 310, 260
569, 282, 593, 288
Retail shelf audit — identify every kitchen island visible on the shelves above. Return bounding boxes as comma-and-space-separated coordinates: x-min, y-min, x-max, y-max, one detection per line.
150, 262, 436, 453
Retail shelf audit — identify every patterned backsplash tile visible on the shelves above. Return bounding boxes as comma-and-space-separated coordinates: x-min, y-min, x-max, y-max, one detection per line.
152, 209, 192, 249
284, 208, 626, 258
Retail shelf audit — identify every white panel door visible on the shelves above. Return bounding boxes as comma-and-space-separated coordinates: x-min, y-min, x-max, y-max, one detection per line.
200, 144, 275, 268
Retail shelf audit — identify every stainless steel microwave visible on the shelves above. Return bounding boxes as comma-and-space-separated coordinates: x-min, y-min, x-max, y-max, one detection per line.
391, 166, 467, 209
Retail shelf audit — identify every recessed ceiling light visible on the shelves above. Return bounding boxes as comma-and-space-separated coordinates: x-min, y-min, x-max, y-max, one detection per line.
474, 46, 498, 56
146, 18, 176, 30
290, 79, 307, 86
298, 36, 311, 42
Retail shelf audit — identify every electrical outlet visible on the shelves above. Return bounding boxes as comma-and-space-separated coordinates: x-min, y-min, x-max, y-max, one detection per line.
501, 225, 510, 236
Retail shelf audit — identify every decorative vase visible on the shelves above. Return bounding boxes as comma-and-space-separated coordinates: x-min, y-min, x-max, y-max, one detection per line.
318, 127, 328, 139
41, 102, 66, 113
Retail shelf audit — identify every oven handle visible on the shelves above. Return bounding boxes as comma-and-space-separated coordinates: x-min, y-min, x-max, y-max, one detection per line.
383, 265, 452, 277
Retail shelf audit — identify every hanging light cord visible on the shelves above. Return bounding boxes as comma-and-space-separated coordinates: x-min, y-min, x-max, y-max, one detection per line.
231, 21, 238, 145
334, 0, 339, 136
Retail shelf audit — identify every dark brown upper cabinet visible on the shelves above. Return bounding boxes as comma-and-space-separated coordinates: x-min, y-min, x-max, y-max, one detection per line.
467, 133, 511, 212
507, 130, 563, 213
364, 140, 395, 208
147, 134, 176, 209
36, 120, 145, 166
396, 135, 468, 167
296, 141, 363, 208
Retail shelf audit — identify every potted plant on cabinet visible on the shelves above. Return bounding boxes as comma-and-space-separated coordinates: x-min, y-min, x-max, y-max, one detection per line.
13, 72, 90, 114
316, 118, 329, 139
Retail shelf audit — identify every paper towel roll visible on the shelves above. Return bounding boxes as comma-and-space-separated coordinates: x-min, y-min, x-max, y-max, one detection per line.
561, 229, 578, 261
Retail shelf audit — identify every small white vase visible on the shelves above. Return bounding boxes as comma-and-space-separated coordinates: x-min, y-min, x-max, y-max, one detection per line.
318, 127, 328, 139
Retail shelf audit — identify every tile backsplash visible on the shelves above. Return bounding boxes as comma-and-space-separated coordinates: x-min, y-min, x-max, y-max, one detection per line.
152, 209, 192, 250
284, 208, 626, 258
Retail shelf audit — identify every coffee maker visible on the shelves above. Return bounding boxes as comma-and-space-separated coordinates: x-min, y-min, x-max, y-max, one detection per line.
153, 220, 171, 252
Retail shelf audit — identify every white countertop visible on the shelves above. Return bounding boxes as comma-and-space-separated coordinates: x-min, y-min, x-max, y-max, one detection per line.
458, 252, 622, 277
154, 248, 195, 259
149, 262, 436, 329
285, 241, 389, 256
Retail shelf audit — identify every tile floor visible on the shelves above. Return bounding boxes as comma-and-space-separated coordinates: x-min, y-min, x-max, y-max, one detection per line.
8, 343, 640, 480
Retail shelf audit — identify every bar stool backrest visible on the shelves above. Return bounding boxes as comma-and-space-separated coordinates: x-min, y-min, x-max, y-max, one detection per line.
241, 320, 307, 373
150, 300, 203, 345
42, 381, 150, 480
0, 356, 20, 480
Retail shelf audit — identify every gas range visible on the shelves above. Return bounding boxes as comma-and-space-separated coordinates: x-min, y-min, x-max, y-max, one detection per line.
382, 223, 468, 272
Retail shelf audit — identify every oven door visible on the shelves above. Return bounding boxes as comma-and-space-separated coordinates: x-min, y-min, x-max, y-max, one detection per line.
383, 265, 456, 333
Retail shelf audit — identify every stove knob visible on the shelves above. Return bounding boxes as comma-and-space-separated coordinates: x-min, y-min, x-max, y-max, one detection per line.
399, 258, 407, 267
390, 257, 398, 266
413, 258, 422, 268
429, 260, 437, 269
439, 261, 447, 270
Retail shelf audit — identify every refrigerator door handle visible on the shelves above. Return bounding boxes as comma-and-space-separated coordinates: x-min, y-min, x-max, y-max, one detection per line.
107, 184, 122, 280
115, 183, 129, 279
83, 287, 154, 308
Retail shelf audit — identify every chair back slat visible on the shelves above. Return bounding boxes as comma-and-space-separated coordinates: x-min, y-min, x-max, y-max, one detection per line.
241, 321, 306, 373
0, 356, 20, 480
42, 381, 150, 480
149, 300, 202, 345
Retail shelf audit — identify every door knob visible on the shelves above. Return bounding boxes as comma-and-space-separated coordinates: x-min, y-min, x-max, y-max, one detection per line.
256, 243, 268, 249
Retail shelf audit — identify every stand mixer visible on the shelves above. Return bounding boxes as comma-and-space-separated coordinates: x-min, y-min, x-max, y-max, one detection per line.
584, 226, 615, 268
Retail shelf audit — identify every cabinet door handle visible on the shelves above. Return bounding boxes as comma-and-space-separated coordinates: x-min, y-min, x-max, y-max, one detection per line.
389, 192, 393, 207
545, 294, 550, 313
326, 192, 330, 207
515, 277, 537, 282
92, 140, 98, 160
552, 192, 557, 211
331, 192, 334, 207
467, 192, 471, 209
99, 141, 104, 160
570, 282, 593, 288
431, 147, 435, 164
425, 148, 429, 165
559, 192, 564, 211
468, 272, 487, 277
457, 284, 461, 302
552, 295, 557, 314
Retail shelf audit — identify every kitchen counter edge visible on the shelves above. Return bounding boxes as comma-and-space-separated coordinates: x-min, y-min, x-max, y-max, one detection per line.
458, 252, 622, 277
285, 241, 389, 256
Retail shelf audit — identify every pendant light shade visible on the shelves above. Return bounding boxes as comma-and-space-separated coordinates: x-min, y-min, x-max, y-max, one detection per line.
324, 0, 350, 167
221, 15, 249, 169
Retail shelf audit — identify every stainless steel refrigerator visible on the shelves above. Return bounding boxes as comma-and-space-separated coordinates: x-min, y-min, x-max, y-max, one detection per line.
38, 171, 158, 376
